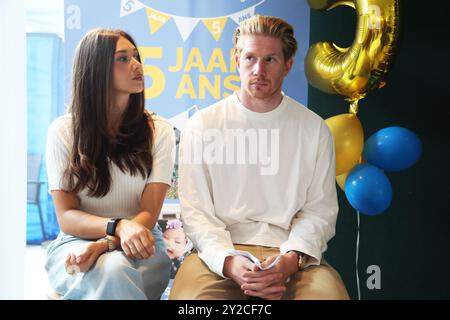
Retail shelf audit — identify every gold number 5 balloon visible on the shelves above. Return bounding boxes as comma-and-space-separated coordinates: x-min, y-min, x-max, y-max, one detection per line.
305, 0, 400, 113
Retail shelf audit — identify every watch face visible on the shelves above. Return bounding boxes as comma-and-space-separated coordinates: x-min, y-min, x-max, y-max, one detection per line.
106, 218, 122, 236
106, 219, 116, 236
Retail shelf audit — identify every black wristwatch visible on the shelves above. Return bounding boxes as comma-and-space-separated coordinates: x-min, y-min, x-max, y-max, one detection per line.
106, 218, 122, 236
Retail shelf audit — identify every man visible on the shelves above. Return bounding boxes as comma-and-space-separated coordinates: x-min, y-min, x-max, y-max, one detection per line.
170, 15, 349, 300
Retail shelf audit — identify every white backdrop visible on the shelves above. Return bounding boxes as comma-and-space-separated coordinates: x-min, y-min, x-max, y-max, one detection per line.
25, 0, 64, 38
0, 0, 27, 299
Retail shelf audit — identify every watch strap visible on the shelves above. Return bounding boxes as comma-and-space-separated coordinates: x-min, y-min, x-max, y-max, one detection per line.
101, 236, 116, 252
106, 236, 116, 252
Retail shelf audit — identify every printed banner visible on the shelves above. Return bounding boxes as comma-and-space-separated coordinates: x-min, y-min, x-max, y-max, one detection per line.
64, 0, 310, 129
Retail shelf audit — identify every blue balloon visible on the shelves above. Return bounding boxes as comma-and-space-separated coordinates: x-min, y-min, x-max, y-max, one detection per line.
363, 126, 422, 172
345, 164, 392, 215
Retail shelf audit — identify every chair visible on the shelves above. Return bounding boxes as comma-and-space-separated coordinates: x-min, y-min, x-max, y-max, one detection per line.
27, 153, 47, 240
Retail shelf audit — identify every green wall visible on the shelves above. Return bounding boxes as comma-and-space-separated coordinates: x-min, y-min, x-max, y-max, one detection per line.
308, 0, 450, 299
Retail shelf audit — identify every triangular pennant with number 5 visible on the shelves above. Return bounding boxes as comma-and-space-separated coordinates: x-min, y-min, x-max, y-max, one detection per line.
202, 17, 228, 42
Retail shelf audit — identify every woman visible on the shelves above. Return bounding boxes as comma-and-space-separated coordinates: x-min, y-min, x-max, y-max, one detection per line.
45, 28, 175, 300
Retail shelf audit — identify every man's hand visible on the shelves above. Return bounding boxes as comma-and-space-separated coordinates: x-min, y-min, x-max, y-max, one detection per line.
115, 219, 155, 260
223, 255, 257, 286
240, 252, 299, 300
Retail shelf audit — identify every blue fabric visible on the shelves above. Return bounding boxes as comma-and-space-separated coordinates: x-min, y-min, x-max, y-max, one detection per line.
45, 227, 172, 300
27, 33, 64, 244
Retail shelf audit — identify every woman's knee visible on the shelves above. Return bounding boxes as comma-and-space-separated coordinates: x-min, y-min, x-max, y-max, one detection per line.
96, 251, 137, 280
136, 252, 172, 299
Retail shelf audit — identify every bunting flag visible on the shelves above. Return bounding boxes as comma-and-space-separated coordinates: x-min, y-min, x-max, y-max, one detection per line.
202, 17, 228, 42
121, 0, 266, 42
120, 0, 146, 18
167, 105, 199, 132
145, 7, 172, 34
173, 16, 200, 42
230, 5, 257, 24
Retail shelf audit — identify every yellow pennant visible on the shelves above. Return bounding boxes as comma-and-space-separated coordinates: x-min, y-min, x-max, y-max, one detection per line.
146, 8, 171, 34
202, 17, 228, 42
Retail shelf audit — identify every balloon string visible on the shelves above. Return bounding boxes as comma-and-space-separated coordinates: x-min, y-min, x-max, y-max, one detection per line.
356, 210, 361, 300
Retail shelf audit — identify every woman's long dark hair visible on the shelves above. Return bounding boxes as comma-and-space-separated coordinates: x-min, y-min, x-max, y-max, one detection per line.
65, 29, 154, 198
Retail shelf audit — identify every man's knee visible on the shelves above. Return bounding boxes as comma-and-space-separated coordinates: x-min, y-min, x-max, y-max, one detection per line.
170, 253, 247, 300
170, 253, 219, 299
169, 254, 202, 299
291, 264, 350, 300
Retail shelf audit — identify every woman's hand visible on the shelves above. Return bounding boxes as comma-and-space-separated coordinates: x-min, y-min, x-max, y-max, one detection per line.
65, 241, 107, 274
116, 219, 155, 260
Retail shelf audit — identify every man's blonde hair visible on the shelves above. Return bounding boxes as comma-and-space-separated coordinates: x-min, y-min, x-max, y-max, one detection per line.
233, 15, 298, 61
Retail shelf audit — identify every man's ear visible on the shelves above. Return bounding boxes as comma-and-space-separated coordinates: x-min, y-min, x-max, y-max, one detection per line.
235, 50, 240, 69
284, 57, 294, 75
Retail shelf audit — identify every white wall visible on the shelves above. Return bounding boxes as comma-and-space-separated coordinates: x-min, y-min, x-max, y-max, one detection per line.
0, 0, 27, 299
25, 0, 65, 39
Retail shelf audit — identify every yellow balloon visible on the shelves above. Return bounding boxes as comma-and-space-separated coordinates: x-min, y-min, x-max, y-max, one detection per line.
325, 113, 364, 176
336, 172, 348, 192
305, 0, 400, 102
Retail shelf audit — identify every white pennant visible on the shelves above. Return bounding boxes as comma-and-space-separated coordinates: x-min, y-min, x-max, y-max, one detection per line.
173, 16, 200, 42
120, 0, 146, 18
230, 6, 256, 24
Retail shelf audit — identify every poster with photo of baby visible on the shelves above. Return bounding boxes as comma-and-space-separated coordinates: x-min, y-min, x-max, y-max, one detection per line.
159, 218, 193, 300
